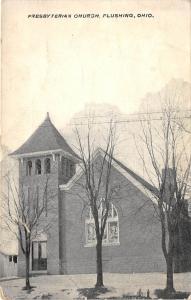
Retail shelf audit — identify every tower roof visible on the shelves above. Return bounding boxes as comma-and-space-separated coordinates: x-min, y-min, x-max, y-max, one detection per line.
11, 113, 79, 160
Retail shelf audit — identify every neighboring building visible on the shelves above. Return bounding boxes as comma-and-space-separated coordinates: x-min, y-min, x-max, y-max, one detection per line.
10, 113, 190, 276
0, 250, 18, 278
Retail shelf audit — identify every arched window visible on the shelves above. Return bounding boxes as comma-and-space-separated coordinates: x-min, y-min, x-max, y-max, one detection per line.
70, 163, 75, 177
61, 157, 75, 178
35, 159, 41, 175
66, 160, 70, 178
44, 158, 51, 174
61, 157, 67, 176
26, 160, 32, 176
85, 202, 119, 246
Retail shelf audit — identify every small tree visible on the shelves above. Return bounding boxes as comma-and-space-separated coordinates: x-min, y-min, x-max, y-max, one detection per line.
135, 102, 191, 295
1, 173, 56, 290
75, 121, 120, 287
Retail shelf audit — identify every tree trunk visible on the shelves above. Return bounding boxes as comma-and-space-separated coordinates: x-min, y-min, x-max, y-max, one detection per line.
166, 255, 175, 294
25, 252, 31, 290
95, 239, 104, 287
160, 212, 175, 295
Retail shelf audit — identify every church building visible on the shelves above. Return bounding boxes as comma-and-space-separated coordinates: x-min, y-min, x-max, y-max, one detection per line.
11, 113, 172, 276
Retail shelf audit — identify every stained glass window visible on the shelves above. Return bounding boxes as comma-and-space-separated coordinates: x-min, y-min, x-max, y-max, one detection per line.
85, 202, 119, 246
108, 221, 118, 243
87, 223, 96, 243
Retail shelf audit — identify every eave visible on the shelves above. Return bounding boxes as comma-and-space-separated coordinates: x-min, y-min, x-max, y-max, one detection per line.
9, 149, 81, 163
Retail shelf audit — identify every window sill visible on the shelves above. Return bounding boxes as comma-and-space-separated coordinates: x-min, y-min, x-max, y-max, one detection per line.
84, 242, 120, 248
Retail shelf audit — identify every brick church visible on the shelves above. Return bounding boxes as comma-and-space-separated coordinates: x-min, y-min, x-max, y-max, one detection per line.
11, 113, 190, 276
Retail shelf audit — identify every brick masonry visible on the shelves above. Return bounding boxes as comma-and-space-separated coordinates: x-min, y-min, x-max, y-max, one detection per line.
18, 155, 61, 276
17, 153, 166, 276
59, 156, 166, 274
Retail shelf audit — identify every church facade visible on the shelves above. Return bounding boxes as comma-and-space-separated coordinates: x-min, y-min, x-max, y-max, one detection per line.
11, 114, 169, 276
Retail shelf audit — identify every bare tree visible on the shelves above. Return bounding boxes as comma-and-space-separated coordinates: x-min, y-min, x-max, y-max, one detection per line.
1, 173, 56, 290
135, 102, 191, 295
75, 121, 120, 287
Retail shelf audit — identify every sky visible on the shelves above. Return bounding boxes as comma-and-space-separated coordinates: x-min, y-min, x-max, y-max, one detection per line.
1, 0, 191, 153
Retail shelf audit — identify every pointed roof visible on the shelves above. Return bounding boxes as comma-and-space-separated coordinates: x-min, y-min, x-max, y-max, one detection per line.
11, 113, 79, 160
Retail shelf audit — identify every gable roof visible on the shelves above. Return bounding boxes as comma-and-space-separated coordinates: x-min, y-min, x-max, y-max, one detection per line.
59, 148, 158, 201
112, 156, 159, 197
10, 113, 79, 160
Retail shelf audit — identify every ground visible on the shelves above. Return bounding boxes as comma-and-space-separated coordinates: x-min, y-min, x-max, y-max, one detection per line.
0, 273, 190, 300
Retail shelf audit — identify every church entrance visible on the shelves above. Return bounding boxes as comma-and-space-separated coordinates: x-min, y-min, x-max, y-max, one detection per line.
32, 241, 47, 271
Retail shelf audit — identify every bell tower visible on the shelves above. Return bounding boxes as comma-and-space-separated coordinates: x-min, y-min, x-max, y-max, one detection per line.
10, 113, 80, 275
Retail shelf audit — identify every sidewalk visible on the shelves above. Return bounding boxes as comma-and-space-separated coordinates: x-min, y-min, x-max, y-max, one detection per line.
0, 277, 20, 283
0, 273, 190, 300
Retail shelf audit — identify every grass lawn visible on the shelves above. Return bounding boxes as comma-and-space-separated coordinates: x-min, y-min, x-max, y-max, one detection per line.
0, 272, 190, 300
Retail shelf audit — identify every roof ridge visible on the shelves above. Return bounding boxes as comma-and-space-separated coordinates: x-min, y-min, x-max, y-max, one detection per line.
43, 117, 61, 148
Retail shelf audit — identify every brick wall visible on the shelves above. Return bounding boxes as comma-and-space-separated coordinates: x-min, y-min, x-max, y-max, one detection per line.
17, 153, 166, 276
60, 159, 166, 274
18, 155, 61, 276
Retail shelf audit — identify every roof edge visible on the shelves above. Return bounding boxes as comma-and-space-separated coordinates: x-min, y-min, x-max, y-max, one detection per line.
10, 149, 81, 162
59, 149, 158, 204
112, 157, 159, 197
